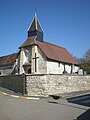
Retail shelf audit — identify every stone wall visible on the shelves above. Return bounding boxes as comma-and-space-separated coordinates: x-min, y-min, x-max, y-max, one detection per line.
0, 74, 25, 94
26, 74, 90, 96
0, 74, 90, 97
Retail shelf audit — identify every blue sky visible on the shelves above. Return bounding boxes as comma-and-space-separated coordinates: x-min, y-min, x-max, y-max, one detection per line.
0, 0, 90, 58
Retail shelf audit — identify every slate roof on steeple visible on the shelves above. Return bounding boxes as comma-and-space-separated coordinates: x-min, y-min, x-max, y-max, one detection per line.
28, 14, 43, 33
27, 14, 43, 42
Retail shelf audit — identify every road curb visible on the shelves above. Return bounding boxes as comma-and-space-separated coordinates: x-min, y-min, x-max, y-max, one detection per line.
0, 91, 40, 100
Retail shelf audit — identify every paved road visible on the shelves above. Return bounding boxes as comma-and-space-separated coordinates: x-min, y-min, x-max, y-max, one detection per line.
0, 94, 88, 120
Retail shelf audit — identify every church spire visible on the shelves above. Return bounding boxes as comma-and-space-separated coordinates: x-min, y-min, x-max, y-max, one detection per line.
28, 14, 43, 42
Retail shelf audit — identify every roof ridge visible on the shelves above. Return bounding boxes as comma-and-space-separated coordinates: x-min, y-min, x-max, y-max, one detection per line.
43, 41, 66, 50
36, 40, 78, 65
0, 53, 18, 58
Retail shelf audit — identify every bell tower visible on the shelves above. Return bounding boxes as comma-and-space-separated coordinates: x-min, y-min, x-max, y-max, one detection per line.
27, 14, 44, 42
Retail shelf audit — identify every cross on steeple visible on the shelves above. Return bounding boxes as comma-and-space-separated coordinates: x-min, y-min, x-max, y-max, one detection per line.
34, 8, 37, 14
33, 53, 39, 72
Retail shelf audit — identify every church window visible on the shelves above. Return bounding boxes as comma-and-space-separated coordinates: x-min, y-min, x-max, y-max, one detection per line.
58, 62, 60, 67
18, 68, 20, 74
29, 60, 31, 63
0, 71, 1, 75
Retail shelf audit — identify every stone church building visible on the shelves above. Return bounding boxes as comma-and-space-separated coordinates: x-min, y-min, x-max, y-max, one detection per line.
0, 15, 79, 75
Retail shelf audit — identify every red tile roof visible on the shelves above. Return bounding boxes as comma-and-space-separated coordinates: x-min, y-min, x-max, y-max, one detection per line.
36, 41, 78, 65
0, 53, 18, 66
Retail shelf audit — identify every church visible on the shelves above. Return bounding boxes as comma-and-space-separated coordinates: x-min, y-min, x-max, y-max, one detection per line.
0, 14, 79, 75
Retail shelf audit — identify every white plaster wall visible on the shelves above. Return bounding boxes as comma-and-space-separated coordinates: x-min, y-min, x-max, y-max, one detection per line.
20, 47, 32, 74
60, 63, 64, 74
47, 61, 78, 74
23, 47, 32, 64
23, 50, 27, 64
32, 45, 38, 74
47, 61, 64, 74
65, 64, 71, 74
72, 65, 79, 73
20, 48, 25, 74
24, 47, 32, 62
38, 47, 47, 74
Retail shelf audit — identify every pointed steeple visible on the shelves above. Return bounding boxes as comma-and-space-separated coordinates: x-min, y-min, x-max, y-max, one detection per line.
28, 14, 43, 42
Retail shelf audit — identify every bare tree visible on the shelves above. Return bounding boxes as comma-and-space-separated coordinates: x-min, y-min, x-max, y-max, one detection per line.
83, 49, 90, 63
78, 49, 90, 74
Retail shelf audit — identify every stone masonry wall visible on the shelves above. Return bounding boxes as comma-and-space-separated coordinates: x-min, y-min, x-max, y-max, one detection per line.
0, 74, 90, 97
26, 74, 90, 96
0, 74, 25, 94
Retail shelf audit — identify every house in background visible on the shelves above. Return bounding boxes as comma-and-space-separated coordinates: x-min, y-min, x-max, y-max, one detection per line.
0, 53, 19, 75
0, 14, 79, 75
